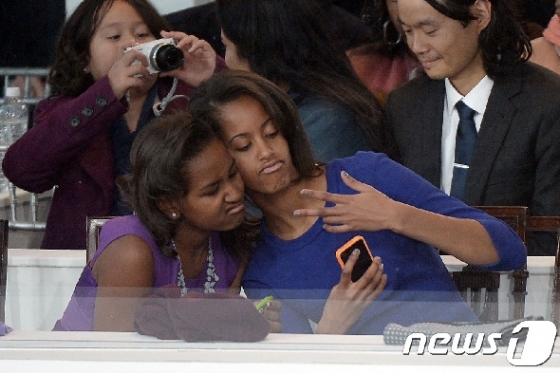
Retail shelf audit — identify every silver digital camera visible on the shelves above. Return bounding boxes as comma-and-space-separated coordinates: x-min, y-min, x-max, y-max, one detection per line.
126, 38, 184, 74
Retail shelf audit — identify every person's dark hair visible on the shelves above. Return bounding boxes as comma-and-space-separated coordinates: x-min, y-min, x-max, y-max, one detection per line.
361, 0, 409, 58
215, 0, 398, 159
48, 0, 170, 96
423, 0, 531, 79
189, 70, 320, 180
121, 110, 258, 262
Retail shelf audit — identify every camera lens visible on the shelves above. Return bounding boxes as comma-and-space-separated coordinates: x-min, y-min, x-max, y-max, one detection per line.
150, 44, 184, 72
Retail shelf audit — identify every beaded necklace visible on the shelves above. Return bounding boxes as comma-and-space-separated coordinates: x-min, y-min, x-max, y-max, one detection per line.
171, 236, 219, 296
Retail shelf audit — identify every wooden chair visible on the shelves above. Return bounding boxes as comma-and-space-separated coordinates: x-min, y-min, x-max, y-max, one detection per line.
0, 220, 10, 323
86, 216, 113, 263
451, 206, 528, 322
525, 216, 560, 329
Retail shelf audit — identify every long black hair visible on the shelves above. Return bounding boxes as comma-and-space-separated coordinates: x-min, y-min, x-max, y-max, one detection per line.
216, 0, 398, 159
360, 0, 411, 58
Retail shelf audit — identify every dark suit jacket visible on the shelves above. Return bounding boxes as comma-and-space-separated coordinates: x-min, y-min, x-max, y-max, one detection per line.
386, 62, 560, 254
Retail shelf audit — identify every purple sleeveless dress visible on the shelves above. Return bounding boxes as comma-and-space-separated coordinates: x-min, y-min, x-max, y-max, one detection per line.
53, 215, 240, 331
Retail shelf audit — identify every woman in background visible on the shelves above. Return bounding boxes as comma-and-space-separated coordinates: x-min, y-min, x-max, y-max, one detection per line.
215, 0, 397, 162
347, 0, 422, 99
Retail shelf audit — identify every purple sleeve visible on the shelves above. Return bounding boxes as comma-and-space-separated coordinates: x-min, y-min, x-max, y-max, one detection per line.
2, 76, 127, 192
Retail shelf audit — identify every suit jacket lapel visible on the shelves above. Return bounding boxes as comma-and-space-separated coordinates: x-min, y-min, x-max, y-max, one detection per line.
463, 71, 522, 204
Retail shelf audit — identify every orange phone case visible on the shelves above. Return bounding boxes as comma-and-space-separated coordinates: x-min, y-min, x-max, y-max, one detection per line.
335, 235, 373, 269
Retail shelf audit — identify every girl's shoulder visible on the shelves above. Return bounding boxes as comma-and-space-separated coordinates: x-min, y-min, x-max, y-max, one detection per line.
326, 151, 423, 200
293, 92, 349, 116
34, 93, 73, 115
327, 151, 392, 174
92, 216, 156, 261
99, 215, 152, 242
34, 76, 123, 121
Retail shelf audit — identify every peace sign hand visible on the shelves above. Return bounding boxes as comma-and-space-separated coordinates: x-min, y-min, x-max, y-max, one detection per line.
294, 171, 400, 234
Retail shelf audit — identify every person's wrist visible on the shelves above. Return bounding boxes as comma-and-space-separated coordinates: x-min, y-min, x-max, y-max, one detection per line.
316, 315, 346, 334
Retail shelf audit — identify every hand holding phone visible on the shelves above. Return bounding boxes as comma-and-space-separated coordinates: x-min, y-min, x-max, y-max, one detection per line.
335, 235, 374, 282
317, 236, 386, 334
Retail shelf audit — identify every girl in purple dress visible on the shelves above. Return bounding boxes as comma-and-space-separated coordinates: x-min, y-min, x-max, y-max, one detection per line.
54, 111, 270, 331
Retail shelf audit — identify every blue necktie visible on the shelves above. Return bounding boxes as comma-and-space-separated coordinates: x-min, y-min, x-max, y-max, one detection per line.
450, 101, 477, 199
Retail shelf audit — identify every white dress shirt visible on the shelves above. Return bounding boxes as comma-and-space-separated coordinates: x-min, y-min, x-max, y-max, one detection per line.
440, 76, 494, 195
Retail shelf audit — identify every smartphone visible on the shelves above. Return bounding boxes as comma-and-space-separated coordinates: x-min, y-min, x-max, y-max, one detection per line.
335, 235, 374, 282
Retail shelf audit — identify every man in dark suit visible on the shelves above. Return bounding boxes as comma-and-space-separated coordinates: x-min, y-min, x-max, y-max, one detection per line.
386, 0, 560, 255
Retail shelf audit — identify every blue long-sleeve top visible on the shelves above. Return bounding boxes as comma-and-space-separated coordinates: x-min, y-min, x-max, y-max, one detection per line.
243, 152, 527, 334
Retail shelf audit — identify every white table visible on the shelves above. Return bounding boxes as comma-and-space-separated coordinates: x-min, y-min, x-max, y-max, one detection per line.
5, 250, 557, 331
5, 249, 85, 330
0, 331, 559, 371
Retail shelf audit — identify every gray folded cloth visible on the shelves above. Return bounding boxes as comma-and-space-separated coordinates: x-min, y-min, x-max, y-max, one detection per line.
134, 285, 270, 342
0, 322, 13, 336
383, 316, 543, 347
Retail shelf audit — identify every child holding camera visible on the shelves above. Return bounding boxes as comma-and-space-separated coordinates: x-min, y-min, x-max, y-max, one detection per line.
2, 0, 224, 250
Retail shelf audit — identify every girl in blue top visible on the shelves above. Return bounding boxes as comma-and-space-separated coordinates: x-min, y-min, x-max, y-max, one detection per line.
188, 70, 527, 335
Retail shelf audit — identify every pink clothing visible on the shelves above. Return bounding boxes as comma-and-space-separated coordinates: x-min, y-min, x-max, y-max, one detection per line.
543, 14, 560, 47
349, 50, 421, 98
530, 14, 560, 75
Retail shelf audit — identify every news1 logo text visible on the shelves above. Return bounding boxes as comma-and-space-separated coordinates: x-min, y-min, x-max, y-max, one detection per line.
402, 320, 557, 366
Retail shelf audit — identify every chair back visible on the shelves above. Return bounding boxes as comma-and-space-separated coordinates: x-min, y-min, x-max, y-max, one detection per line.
526, 216, 560, 329
86, 216, 113, 263
474, 206, 527, 242
452, 206, 528, 322
0, 220, 10, 323
1, 67, 51, 105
